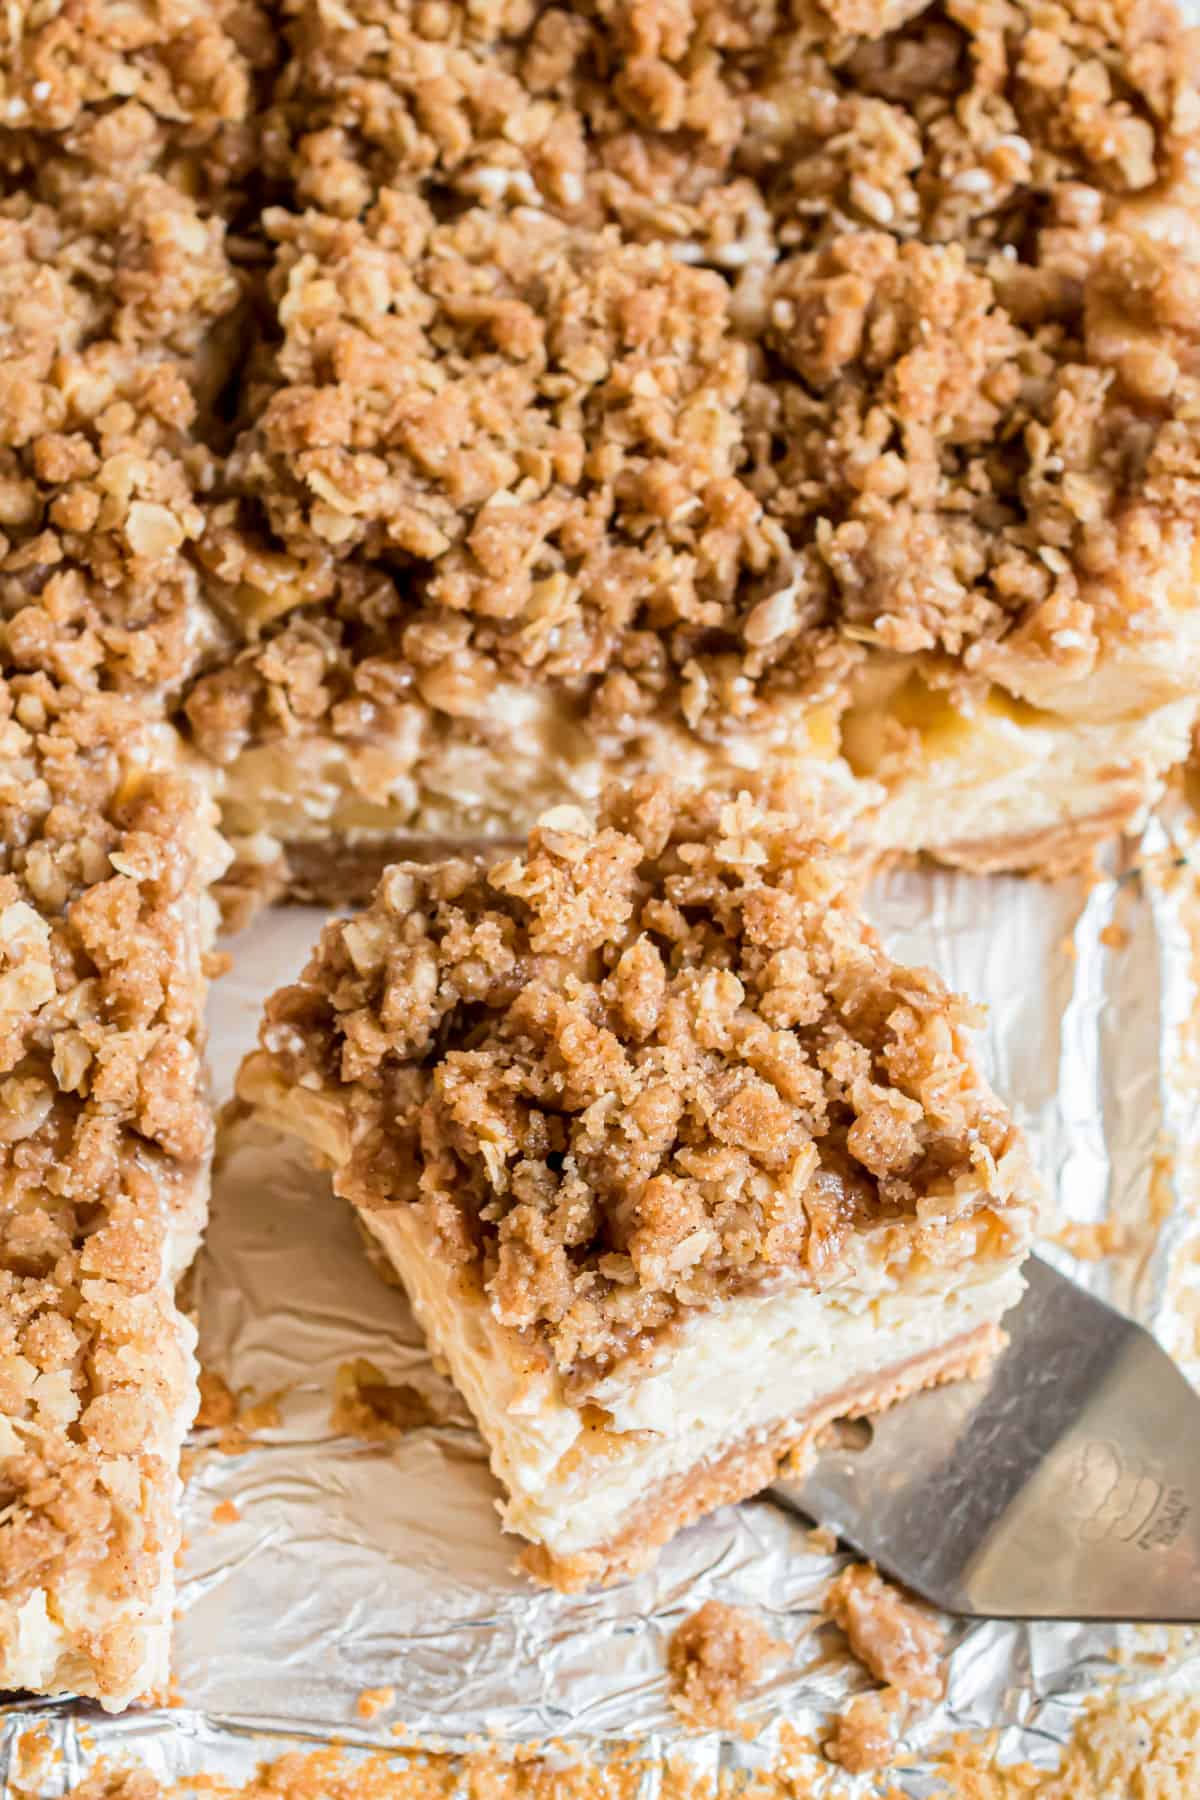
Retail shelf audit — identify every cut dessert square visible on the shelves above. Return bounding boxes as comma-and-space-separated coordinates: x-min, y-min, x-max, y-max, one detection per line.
187, 0, 1200, 901
0, 673, 227, 1708
239, 782, 1037, 1588
0, 169, 248, 714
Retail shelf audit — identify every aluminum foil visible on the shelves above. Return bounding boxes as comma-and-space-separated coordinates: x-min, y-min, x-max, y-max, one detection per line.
5, 816, 1200, 1796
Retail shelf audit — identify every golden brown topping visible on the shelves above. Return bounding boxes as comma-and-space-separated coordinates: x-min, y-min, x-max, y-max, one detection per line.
0, 671, 224, 1698
192, 0, 1200, 763
823, 1563, 945, 1700
0, 0, 277, 206
666, 1598, 784, 1730
247, 782, 1032, 1382
0, 177, 244, 701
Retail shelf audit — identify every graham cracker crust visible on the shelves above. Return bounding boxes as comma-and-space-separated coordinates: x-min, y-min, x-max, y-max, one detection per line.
520, 1321, 1003, 1593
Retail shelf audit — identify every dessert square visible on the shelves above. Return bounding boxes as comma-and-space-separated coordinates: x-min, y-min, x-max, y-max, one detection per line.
0, 169, 248, 714
239, 782, 1037, 1587
186, 0, 1200, 898
0, 672, 227, 1708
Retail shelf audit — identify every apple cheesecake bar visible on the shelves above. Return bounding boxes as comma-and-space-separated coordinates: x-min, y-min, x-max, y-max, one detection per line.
239, 782, 1036, 1587
0, 673, 227, 1707
188, 0, 1200, 899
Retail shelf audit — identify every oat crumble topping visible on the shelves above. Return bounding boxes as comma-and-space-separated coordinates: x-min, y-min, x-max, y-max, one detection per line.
186, 0, 1200, 776
248, 782, 1033, 1385
0, 174, 247, 705
0, 0, 277, 209
0, 671, 223, 1701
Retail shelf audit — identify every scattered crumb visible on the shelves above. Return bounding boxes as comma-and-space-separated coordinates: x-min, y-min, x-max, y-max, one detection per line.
238, 1393, 285, 1437
53, 1680, 1200, 1796
666, 1600, 785, 1731
1099, 922, 1130, 950
13, 1726, 56, 1787
356, 1687, 397, 1723
805, 1525, 839, 1557
823, 1689, 900, 1774
823, 1564, 944, 1701
1055, 1217, 1131, 1261
211, 1499, 241, 1526
332, 1360, 443, 1443
1060, 937, 1079, 961
195, 1369, 238, 1431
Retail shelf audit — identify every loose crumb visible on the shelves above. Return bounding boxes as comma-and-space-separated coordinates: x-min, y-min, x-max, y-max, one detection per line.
822, 1564, 944, 1701
331, 1360, 443, 1443
356, 1687, 397, 1723
211, 1499, 240, 1526
1055, 1217, 1131, 1261
194, 1374, 286, 1454
666, 1600, 785, 1731
823, 1688, 900, 1773
195, 1369, 238, 1431
805, 1525, 839, 1557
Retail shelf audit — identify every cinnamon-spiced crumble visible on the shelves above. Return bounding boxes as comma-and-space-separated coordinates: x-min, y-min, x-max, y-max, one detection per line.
0, 0, 277, 210
187, 0, 1200, 829
244, 782, 1032, 1387
0, 670, 226, 1707
0, 173, 246, 707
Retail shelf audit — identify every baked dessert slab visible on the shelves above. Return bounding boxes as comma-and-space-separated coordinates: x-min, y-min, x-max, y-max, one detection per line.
0, 673, 227, 1708
188, 0, 1200, 896
239, 782, 1037, 1587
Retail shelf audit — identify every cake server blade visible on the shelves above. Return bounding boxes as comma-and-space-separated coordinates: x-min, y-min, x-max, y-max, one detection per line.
771, 1255, 1200, 1621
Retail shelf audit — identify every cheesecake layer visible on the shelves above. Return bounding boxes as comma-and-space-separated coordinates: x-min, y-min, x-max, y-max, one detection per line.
215, 684, 1199, 904
357, 1202, 1021, 1577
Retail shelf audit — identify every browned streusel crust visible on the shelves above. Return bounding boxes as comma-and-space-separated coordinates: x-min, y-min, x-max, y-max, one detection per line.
0, 173, 247, 705
187, 0, 1200, 781
249, 783, 1032, 1387
0, 0, 277, 210
0, 671, 224, 1704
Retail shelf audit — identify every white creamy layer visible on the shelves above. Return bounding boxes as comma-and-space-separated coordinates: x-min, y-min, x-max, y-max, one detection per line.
871, 694, 1197, 861
217, 678, 1197, 872
217, 679, 858, 852
359, 1206, 1024, 1559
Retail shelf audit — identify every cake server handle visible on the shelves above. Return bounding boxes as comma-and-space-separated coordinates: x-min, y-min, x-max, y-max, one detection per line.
770, 1256, 1200, 1621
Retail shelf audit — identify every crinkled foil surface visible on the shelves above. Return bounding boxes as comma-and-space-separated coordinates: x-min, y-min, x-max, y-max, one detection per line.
5, 815, 1200, 1794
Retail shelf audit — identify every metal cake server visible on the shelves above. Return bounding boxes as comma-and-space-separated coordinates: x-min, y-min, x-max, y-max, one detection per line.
772, 1255, 1200, 1621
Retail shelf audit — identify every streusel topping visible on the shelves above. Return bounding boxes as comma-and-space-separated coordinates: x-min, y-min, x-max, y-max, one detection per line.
0, 174, 245, 703
0, 0, 277, 208
189, 0, 1200, 767
0, 672, 223, 1696
251, 783, 1032, 1382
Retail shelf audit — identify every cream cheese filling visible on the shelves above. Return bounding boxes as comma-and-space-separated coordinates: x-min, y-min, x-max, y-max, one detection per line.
215, 674, 1198, 870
